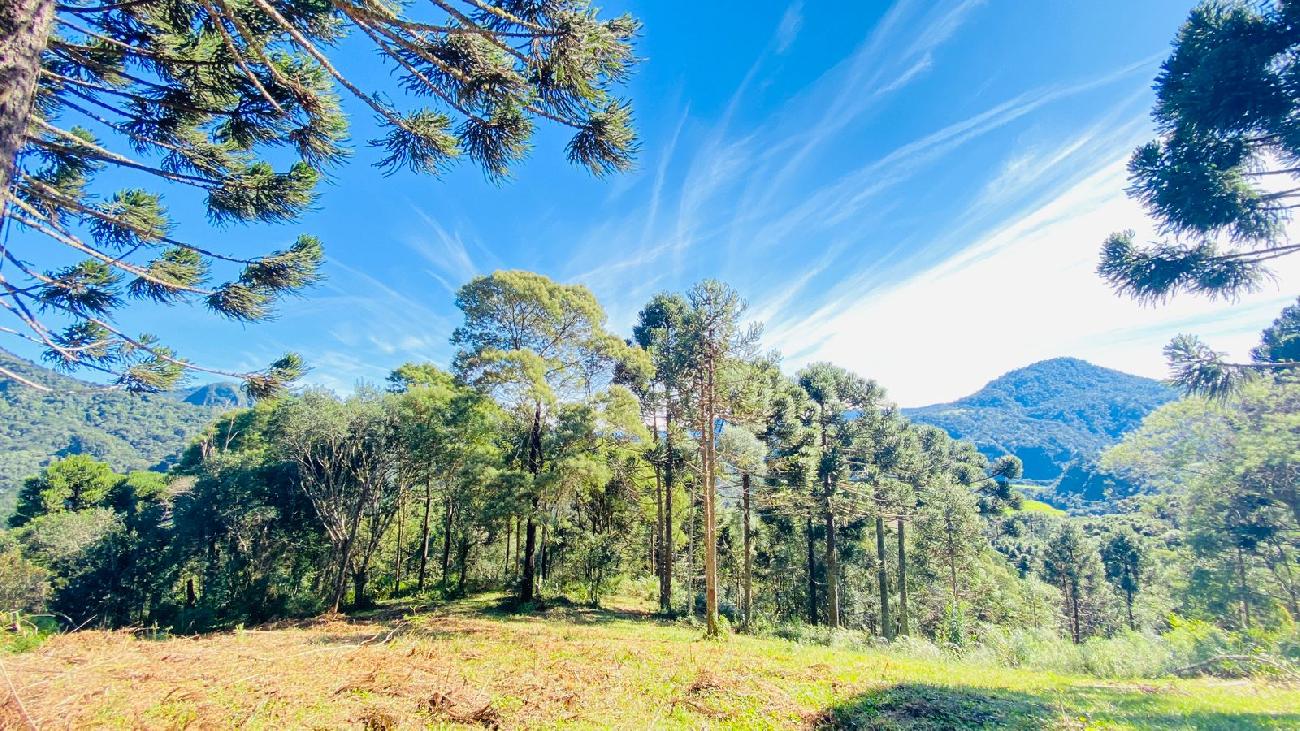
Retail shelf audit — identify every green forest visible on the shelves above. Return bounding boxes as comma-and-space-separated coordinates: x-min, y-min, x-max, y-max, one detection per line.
1, 0, 1299, 727
6, 274, 1299, 682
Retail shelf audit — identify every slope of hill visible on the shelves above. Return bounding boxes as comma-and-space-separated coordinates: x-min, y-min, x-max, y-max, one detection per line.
7, 594, 1297, 729
0, 348, 221, 515
903, 358, 1177, 500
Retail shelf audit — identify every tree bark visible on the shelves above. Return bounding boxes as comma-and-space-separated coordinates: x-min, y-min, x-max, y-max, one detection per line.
824, 506, 839, 628
662, 405, 675, 614
702, 359, 720, 636
1070, 584, 1081, 644
417, 482, 432, 591
440, 497, 454, 586
1237, 545, 1251, 629
352, 569, 368, 609
806, 516, 818, 625
393, 491, 404, 592
520, 400, 543, 602
876, 515, 891, 640
742, 472, 753, 631
0, 0, 53, 201
897, 517, 909, 636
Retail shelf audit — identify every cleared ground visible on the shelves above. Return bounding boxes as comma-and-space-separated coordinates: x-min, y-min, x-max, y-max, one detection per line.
3, 595, 1297, 729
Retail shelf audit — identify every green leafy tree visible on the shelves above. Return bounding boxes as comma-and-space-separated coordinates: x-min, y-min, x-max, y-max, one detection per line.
1043, 522, 1110, 643
452, 269, 636, 602
389, 362, 503, 593
1101, 527, 1145, 630
682, 279, 758, 637
0, 0, 640, 391
631, 292, 690, 614
10, 453, 120, 526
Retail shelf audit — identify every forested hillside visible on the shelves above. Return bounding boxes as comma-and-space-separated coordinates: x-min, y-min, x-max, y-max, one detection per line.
904, 358, 1176, 501
0, 348, 224, 515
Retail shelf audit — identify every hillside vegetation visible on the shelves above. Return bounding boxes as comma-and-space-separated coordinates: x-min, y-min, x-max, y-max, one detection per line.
0, 349, 219, 515
6, 594, 1298, 730
904, 358, 1176, 500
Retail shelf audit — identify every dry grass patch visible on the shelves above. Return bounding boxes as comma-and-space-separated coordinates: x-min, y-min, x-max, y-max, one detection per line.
2, 595, 1298, 729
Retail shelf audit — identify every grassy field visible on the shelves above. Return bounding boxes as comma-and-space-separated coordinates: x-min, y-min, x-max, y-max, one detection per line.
1019, 498, 1069, 517
3, 594, 1298, 730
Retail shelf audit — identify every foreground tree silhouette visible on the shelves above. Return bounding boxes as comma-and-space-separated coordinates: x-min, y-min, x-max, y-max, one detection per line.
0, 0, 640, 392
1100, 0, 1299, 395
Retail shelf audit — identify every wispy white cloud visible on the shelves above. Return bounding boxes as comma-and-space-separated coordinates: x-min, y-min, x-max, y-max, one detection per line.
775, 2, 803, 54
766, 153, 1300, 407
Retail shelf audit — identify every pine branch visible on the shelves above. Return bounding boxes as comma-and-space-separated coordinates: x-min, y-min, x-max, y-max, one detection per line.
199, 0, 286, 114
244, 0, 413, 132
17, 178, 257, 264
29, 120, 223, 187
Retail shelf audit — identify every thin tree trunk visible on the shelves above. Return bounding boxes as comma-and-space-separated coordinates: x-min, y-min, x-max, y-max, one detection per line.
825, 506, 839, 628
417, 481, 432, 592
520, 401, 543, 602
1070, 584, 1081, 644
440, 498, 454, 586
806, 516, 818, 625
742, 472, 753, 631
0, 0, 54, 199
1125, 589, 1135, 631
1237, 545, 1251, 629
703, 360, 720, 636
876, 515, 891, 640
897, 517, 909, 636
393, 491, 404, 592
663, 405, 675, 614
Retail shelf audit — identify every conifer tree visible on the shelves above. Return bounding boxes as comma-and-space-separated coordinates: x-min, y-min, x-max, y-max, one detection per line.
0, 0, 640, 392
1099, 1, 1299, 395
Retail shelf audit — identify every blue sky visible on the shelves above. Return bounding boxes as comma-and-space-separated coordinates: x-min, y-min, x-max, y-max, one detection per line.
15, 0, 1300, 406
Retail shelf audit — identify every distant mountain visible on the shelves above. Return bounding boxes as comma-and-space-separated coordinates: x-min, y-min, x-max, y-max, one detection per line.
903, 358, 1177, 501
0, 348, 225, 516
173, 381, 251, 409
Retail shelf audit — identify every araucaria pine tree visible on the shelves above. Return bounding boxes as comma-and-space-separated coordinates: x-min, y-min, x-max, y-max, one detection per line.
1099, 0, 1300, 396
0, 0, 640, 392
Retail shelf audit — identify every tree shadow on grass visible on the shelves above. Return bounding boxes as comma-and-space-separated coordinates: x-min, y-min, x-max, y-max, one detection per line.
820, 683, 1053, 730
484, 594, 662, 625
821, 682, 1300, 730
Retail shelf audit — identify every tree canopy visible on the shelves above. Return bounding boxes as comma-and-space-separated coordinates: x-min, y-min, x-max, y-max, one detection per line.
0, 0, 641, 393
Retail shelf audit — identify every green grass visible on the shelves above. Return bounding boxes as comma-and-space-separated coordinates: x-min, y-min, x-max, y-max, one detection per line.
1019, 498, 1068, 516
6, 594, 1298, 729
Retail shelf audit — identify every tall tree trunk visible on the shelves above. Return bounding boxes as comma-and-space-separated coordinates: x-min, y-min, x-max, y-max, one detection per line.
1237, 545, 1251, 629
703, 360, 720, 637
456, 534, 470, 595
352, 569, 368, 609
897, 517, 909, 637
824, 505, 839, 628
1125, 589, 1135, 631
663, 405, 675, 614
876, 515, 892, 640
806, 516, 818, 625
417, 482, 432, 592
393, 491, 404, 592
0, 0, 53, 200
520, 401, 543, 602
440, 498, 454, 586
1070, 584, 1081, 644
653, 405, 666, 611
687, 479, 696, 617
742, 472, 753, 631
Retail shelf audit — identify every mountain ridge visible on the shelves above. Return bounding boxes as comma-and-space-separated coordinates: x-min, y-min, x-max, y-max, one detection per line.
0, 347, 230, 514
903, 357, 1178, 500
